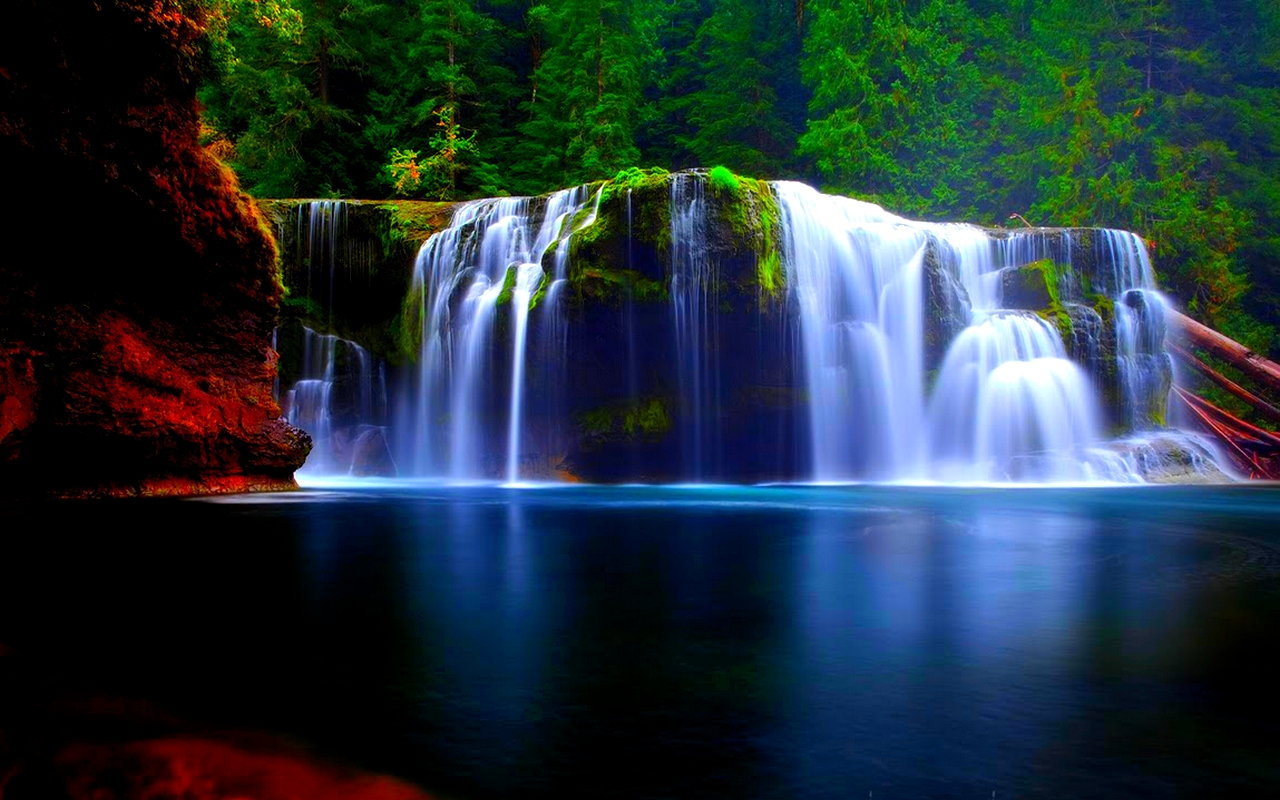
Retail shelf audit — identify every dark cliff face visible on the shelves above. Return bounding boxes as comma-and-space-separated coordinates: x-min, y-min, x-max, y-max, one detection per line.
0, 0, 309, 496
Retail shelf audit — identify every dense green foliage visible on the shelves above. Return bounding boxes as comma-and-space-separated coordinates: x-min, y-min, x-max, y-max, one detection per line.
199, 0, 1280, 352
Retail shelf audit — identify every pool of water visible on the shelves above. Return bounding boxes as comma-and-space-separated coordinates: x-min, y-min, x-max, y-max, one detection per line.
3, 483, 1280, 798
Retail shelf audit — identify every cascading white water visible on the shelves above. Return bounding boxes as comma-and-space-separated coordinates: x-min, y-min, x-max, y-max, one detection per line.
404, 187, 595, 480
291, 173, 1211, 485
284, 326, 387, 475
774, 182, 928, 480
506, 262, 545, 482
1116, 288, 1172, 429
926, 313, 1097, 480
669, 174, 721, 477
1097, 228, 1156, 296
297, 200, 346, 313
772, 183, 1163, 482
975, 357, 1103, 481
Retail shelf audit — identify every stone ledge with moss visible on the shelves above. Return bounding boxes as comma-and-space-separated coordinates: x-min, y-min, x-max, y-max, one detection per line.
258, 199, 457, 366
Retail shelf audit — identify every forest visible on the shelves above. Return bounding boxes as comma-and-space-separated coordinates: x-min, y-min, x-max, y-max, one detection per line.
198, 0, 1280, 356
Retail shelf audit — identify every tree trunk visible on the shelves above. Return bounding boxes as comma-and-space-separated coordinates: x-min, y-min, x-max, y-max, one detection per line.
597, 20, 604, 104
447, 1, 456, 107
1169, 343, 1280, 426
1168, 309, 1280, 396
1174, 387, 1280, 450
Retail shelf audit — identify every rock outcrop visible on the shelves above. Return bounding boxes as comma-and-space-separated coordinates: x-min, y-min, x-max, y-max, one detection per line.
0, 0, 309, 496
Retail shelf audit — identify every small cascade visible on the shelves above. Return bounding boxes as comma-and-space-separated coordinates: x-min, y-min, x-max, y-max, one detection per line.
447, 265, 504, 478
405, 187, 595, 479
506, 262, 545, 483
301, 201, 344, 308
774, 182, 928, 480
670, 174, 721, 477
974, 358, 1103, 481
1105, 430, 1234, 483
283, 326, 392, 476
1094, 228, 1156, 297
1116, 289, 1173, 428
928, 313, 1092, 479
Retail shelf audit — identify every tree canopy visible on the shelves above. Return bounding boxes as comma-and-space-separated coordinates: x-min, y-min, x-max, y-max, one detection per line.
199, 0, 1280, 353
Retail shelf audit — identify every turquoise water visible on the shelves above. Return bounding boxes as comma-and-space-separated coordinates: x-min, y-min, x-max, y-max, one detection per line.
3, 483, 1280, 797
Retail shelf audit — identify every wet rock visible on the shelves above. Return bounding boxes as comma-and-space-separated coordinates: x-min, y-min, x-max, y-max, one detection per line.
922, 239, 973, 371
999, 261, 1055, 310
349, 426, 397, 477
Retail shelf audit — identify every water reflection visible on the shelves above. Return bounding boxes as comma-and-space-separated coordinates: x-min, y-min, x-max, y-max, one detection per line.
3, 485, 1280, 798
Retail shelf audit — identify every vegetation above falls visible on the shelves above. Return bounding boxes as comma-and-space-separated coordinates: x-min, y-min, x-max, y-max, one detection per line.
200, 0, 1280, 361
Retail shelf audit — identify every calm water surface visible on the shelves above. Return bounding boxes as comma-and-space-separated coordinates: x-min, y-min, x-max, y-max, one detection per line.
3, 483, 1280, 798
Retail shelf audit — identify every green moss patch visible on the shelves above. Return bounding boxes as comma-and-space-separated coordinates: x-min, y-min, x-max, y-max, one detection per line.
708, 165, 741, 196
579, 397, 673, 442
599, 166, 671, 205
574, 266, 668, 306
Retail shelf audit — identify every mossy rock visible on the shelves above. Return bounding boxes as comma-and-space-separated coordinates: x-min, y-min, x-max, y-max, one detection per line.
565, 168, 786, 311
1000, 259, 1059, 310
578, 397, 673, 447
261, 199, 457, 365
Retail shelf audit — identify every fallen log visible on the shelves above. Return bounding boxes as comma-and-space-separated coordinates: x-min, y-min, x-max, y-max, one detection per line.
1172, 388, 1280, 479
1168, 309, 1280, 396
1168, 342, 1280, 427
1173, 386, 1280, 450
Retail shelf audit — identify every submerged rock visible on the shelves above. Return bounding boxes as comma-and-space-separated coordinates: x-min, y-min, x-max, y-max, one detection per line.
348, 426, 398, 477
1105, 433, 1233, 484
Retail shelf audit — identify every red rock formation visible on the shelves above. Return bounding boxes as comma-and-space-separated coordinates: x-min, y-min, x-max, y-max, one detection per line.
13, 737, 434, 800
0, 0, 309, 496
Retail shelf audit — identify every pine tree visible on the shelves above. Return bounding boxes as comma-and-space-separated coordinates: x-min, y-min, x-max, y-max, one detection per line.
673, 0, 803, 177
513, 0, 642, 191
798, 0, 986, 218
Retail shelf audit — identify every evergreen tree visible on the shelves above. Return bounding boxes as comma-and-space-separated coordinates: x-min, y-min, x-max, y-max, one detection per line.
798, 0, 987, 218
369, 0, 509, 198
673, 0, 803, 177
513, 0, 642, 191
200, 0, 376, 196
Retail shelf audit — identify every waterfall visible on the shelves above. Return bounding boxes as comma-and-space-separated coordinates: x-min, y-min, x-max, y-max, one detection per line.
506, 262, 545, 483
294, 200, 347, 318
927, 313, 1096, 480
670, 174, 721, 478
1116, 288, 1173, 429
283, 326, 391, 476
284, 173, 1222, 484
774, 182, 928, 480
403, 187, 595, 480
771, 184, 1174, 482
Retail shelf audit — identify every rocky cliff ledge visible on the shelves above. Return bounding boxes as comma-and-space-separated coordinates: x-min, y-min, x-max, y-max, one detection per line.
0, 0, 309, 497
